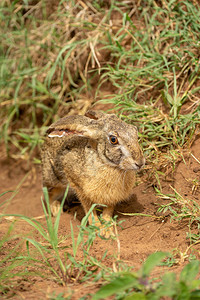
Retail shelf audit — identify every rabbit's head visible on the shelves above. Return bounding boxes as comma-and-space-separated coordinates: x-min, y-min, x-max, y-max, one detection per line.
47, 110, 145, 172
85, 111, 145, 171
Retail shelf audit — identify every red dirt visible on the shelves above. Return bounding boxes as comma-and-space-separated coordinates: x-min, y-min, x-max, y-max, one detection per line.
0, 138, 200, 299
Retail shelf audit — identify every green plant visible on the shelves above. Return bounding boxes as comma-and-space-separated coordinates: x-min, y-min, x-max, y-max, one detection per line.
1, 187, 113, 290
1, 0, 200, 164
156, 187, 200, 224
1, 0, 200, 297
92, 252, 200, 300
155, 186, 200, 261
0, 0, 105, 157
0, 222, 31, 295
0, 188, 68, 294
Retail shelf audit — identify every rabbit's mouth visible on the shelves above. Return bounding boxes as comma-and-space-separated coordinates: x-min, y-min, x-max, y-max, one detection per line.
133, 158, 145, 170
120, 157, 145, 171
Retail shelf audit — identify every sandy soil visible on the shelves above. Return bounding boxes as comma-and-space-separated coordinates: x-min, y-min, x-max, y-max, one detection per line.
0, 137, 200, 299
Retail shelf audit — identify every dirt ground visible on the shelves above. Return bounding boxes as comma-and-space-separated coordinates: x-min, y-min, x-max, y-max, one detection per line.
0, 136, 200, 299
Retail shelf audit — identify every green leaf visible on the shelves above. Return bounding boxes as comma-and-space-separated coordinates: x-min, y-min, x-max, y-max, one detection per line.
177, 281, 190, 300
180, 261, 200, 283
142, 252, 168, 277
156, 272, 177, 297
54, 186, 69, 236
124, 292, 147, 300
92, 274, 138, 300
190, 280, 200, 291
190, 290, 200, 299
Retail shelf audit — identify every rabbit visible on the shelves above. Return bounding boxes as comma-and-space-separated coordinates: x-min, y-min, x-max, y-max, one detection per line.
41, 110, 145, 236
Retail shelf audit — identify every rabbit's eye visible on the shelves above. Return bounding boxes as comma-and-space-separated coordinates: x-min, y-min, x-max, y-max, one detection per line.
109, 135, 118, 145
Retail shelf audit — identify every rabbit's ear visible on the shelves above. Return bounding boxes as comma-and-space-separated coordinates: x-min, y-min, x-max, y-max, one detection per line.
85, 110, 105, 120
47, 114, 103, 140
48, 128, 83, 138
48, 130, 66, 138
47, 126, 101, 141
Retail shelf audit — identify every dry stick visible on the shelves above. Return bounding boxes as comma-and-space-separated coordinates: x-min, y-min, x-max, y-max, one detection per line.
185, 240, 200, 256
84, 11, 109, 78
112, 221, 121, 273
147, 220, 165, 242
114, 221, 120, 261
124, 29, 145, 53
90, 41, 101, 73
117, 211, 164, 219
191, 153, 200, 165
22, 1, 42, 18
1, 214, 47, 221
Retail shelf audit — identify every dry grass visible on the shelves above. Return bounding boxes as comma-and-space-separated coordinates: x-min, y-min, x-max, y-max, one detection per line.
1, 2, 200, 297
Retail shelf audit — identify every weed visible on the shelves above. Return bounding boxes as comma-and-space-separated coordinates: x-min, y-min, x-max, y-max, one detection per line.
1, 0, 200, 166
156, 187, 200, 260
0, 187, 113, 292
1, 0, 200, 298
0, 218, 49, 296
0, 223, 26, 294
156, 187, 200, 223
188, 222, 200, 243
92, 252, 200, 300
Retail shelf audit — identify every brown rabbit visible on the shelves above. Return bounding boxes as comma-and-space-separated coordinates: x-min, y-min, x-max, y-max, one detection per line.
41, 110, 145, 235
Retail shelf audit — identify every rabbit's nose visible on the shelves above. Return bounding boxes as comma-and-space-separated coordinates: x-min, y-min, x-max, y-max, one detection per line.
135, 158, 145, 169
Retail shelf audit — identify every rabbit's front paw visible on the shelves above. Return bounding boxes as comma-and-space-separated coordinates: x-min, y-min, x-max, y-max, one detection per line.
99, 225, 115, 239
89, 216, 115, 238
50, 200, 62, 217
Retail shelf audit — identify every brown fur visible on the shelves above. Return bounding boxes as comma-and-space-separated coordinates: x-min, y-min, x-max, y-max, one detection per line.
41, 110, 145, 232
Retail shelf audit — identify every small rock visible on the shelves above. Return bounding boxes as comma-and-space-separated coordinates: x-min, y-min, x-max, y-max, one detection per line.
193, 167, 200, 173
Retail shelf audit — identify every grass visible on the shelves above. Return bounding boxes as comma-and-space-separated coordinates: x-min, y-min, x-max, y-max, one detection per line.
0, 188, 112, 296
1, 189, 200, 299
0, 0, 200, 298
1, 0, 200, 180
156, 187, 200, 223
156, 186, 200, 260
93, 257, 200, 300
